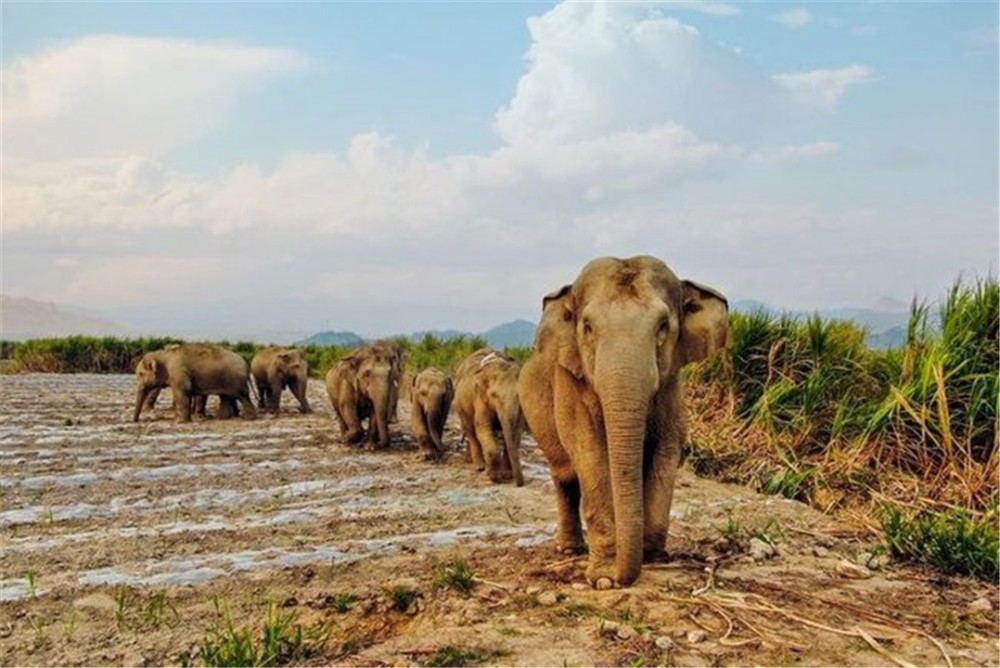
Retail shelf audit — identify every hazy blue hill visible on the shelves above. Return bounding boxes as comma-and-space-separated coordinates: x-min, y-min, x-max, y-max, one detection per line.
406, 329, 471, 343
483, 320, 536, 348
295, 331, 365, 347
867, 326, 907, 350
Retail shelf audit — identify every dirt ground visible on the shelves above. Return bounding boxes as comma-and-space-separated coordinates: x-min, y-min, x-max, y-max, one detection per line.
0, 374, 997, 667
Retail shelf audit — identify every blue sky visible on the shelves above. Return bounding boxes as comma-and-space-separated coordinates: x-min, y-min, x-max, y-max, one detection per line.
2, 1, 997, 338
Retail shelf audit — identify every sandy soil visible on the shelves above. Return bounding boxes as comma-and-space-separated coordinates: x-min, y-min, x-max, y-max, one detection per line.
0, 374, 996, 667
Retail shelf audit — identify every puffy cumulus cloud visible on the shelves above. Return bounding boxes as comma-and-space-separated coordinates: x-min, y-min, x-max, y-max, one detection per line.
2, 34, 311, 158
772, 65, 875, 110
493, 2, 870, 145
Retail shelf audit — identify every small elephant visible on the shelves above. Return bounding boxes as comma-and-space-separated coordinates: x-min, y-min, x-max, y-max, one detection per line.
454, 348, 525, 486
410, 367, 454, 459
325, 344, 402, 448
251, 347, 312, 414
518, 255, 728, 589
133, 343, 257, 422
370, 339, 407, 424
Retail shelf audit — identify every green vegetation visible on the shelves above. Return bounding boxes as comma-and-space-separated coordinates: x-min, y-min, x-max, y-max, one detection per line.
422, 645, 505, 667
689, 275, 998, 579
196, 600, 328, 667
384, 584, 419, 612
0, 333, 530, 379
433, 555, 476, 594
881, 504, 998, 581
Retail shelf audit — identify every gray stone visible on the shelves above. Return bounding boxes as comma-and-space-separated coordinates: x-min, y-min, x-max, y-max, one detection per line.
616, 625, 637, 641
686, 629, 707, 644
749, 537, 776, 562
537, 591, 560, 606
968, 597, 993, 613
835, 560, 872, 579
654, 636, 675, 650
812, 546, 830, 558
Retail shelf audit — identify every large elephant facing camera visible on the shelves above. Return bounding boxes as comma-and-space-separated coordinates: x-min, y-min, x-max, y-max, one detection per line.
133, 343, 257, 422
518, 256, 728, 589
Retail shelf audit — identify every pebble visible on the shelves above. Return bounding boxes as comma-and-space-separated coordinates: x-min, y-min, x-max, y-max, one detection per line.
812, 546, 830, 558
616, 625, 637, 641
537, 591, 560, 606
749, 537, 776, 562
389, 577, 420, 593
856, 551, 890, 570
525, 586, 542, 596
835, 560, 872, 579
968, 597, 993, 613
599, 620, 620, 637
686, 629, 707, 644
654, 636, 675, 650
571, 583, 589, 591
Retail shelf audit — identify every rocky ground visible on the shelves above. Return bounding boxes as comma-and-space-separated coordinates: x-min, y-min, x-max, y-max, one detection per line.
0, 374, 997, 666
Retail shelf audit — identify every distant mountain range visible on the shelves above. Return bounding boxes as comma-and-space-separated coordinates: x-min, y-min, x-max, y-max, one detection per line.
0, 295, 127, 341
730, 299, 913, 349
294, 319, 538, 349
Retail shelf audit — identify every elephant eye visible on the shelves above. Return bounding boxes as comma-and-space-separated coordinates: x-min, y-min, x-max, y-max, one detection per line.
656, 318, 670, 339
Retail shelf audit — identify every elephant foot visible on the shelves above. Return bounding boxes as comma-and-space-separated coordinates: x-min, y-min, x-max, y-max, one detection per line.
585, 560, 618, 590
554, 537, 586, 555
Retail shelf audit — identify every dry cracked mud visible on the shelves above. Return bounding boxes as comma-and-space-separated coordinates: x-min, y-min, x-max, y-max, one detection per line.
1, 374, 997, 666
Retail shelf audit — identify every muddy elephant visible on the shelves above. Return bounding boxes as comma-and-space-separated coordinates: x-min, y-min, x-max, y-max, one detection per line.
518, 256, 729, 588
410, 367, 454, 460
325, 344, 402, 448
454, 348, 525, 486
370, 339, 407, 424
251, 347, 312, 414
133, 343, 257, 422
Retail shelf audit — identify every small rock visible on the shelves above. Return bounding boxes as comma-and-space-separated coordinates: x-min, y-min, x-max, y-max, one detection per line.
537, 591, 560, 606
654, 635, 675, 651
599, 620, 620, 637
571, 582, 589, 591
812, 546, 830, 558
817, 535, 837, 548
749, 537, 776, 562
122, 652, 145, 667
616, 625, 637, 641
525, 586, 542, 596
686, 629, 707, 644
835, 560, 872, 579
968, 597, 993, 613
389, 577, 421, 593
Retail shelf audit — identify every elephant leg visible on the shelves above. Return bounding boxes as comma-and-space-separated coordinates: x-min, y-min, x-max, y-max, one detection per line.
474, 408, 506, 483
191, 395, 208, 418
171, 386, 192, 422
642, 439, 683, 559
269, 379, 284, 413
429, 407, 448, 454
553, 475, 585, 554
143, 387, 161, 411
292, 379, 312, 413
412, 407, 436, 459
339, 400, 364, 444
236, 387, 257, 419
255, 378, 269, 410
458, 409, 485, 470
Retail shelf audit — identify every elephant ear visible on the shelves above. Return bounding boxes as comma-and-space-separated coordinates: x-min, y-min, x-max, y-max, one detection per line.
679, 280, 730, 366
554, 289, 584, 381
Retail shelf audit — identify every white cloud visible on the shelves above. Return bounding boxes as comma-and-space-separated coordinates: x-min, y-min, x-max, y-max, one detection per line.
771, 8, 813, 29
1, 35, 311, 159
748, 141, 840, 164
773, 65, 875, 109
660, 1, 741, 17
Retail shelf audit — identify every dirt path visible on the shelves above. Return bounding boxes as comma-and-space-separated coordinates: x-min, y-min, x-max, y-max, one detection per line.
0, 374, 996, 666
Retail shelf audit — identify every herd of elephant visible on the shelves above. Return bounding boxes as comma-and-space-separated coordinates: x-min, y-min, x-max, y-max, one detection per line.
130, 255, 730, 589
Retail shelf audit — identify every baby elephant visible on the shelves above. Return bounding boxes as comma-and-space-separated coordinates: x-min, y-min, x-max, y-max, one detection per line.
251, 347, 312, 414
133, 343, 256, 422
410, 367, 454, 460
454, 349, 525, 486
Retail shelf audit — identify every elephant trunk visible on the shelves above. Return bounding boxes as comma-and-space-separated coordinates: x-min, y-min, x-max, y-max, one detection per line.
371, 383, 391, 448
133, 387, 149, 422
500, 406, 525, 487
596, 347, 657, 587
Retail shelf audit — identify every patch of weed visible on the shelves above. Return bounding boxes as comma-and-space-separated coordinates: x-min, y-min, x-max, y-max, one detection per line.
197, 599, 329, 667
423, 645, 504, 667
384, 584, 418, 612
434, 556, 476, 594
881, 504, 999, 581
